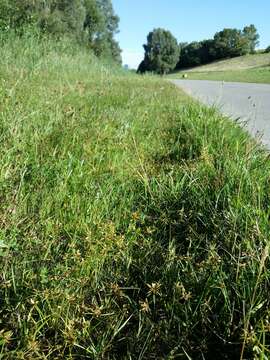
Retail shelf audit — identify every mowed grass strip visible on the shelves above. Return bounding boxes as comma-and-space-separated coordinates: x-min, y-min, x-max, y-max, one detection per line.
1, 33, 270, 359
169, 67, 270, 84
168, 52, 270, 84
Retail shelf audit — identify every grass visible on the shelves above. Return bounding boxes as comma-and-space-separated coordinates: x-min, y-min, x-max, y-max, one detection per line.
168, 52, 270, 84
1, 31, 270, 359
168, 67, 270, 84
180, 53, 270, 72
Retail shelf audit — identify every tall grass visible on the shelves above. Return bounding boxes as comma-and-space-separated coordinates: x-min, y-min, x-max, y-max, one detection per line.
0, 32, 270, 359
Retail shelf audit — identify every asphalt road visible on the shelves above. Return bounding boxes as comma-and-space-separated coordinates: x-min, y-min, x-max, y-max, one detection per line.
171, 79, 270, 148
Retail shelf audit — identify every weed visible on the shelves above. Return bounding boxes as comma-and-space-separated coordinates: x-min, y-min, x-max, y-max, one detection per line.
0, 32, 270, 359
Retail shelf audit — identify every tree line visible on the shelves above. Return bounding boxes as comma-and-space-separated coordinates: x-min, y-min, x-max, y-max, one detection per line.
0, 0, 122, 63
138, 25, 261, 74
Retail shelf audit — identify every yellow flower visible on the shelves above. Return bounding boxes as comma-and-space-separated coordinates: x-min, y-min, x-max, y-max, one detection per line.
0, 330, 13, 344
147, 282, 161, 296
111, 283, 124, 298
27, 339, 39, 352
139, 299, 151, 313
175, 282, 192, 301
131, 211, 140, 220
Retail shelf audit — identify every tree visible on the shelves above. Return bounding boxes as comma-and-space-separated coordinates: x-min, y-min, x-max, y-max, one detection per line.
138, 28, 179, 74
242, 24, 259, 53
83, 0, 103, 40
212, 28, 250, 59
177, 42, 202, 68
137, 59, 148, 73
0, 0, 122, 63
38, 0, 86, 37
176, 40, 215, 69
199, 39, 215, 64
265, 46, 270, 53
91, 0, 122, 63
0, 0, 40, 30
0, 0, 87, 35
174, 24, 260, 71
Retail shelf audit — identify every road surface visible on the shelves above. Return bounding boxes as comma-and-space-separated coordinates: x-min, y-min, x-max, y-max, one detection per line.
171, 79, 270, 148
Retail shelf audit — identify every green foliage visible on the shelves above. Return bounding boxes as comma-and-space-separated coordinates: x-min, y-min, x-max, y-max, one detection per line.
138, 28, 180, 74
212, 25, 259, 59
177, 40, 215, 68
265, 46, 270, 53
198, 39, 215, 63
243, 24, 260, 54
87, 0, 121, 63
212, 28, 250, 59
0, 0, 121, 63
83, 0, 104, 39
1, 33, 270, 359
0, 0, 39, 30
176, 25, 260, 70
38, 0, 86, 37
181, 42, 202, 67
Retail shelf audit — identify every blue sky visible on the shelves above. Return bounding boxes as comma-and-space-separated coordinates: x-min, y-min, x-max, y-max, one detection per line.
113, 0, 270, 69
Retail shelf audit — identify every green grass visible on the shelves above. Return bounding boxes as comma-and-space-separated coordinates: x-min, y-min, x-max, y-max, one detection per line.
169, 67, 270, 84
182, 53, 270, 72
168, 52, 270, 83
1, 32, 270, 359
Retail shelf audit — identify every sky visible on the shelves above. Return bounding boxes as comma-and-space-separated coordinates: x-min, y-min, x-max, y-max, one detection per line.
112, 0, 270, 69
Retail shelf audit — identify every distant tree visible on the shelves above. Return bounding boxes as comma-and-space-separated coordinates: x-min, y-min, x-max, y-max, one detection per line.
212, 28, 250, 59
138, 28, 179, 74
265, 46, 270, 53
242, 24, 260, 53
176, 39, 216, 69
174, 25, 260, 71
137, 59, 150, 73
199, 39, 215, 64
178, 42, 202, 68
179, 42, 188, 52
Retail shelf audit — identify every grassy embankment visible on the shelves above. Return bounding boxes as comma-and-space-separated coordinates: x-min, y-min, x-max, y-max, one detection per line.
1, 32, 270, 359
169, 53, 270, 84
